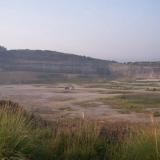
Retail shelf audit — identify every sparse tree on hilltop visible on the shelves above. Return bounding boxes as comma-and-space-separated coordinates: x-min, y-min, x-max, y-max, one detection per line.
0, 45, 7, 52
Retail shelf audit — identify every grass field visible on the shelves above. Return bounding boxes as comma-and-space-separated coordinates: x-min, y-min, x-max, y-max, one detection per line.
1, 100, 160, 159
100, 93, 160, 115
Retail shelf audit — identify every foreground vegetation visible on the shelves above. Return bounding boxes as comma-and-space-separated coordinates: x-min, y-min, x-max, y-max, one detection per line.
1, 100, 160, 159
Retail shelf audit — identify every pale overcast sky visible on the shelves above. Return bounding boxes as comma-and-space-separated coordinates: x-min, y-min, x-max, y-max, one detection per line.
0, 0, 160, 62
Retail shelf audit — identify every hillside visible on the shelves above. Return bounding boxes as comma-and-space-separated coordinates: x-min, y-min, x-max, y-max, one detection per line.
0, 49, 114, 74
0, 47, 159, 83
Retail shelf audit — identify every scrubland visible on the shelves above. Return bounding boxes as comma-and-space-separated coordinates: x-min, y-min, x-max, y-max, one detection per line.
0, 80, 160, 159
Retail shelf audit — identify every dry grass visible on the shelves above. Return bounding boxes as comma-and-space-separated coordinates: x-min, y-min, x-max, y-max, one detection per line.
1, 100, 160, 159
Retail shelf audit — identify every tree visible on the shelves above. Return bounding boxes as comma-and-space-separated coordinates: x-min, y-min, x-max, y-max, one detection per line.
0, 45, 7, 52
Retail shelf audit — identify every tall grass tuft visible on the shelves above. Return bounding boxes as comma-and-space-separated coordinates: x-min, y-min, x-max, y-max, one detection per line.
0, 101, 34, 159
0, 100, 56, 160
117, 116, 160, 160
51, 119, 108, 160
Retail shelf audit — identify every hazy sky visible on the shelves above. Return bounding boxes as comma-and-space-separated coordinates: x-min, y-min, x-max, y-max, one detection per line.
0, 0, 160, 62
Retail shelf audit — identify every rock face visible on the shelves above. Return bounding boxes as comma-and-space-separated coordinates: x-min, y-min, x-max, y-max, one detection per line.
109, 63, 160, 79
0, 48, 159, 83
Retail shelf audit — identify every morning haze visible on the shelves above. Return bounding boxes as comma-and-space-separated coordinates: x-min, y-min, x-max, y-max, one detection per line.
0, 0, 160, 62
1, 1, 160, 159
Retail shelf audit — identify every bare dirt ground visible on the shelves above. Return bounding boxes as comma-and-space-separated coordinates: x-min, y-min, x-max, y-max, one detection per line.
0, 80, 160, 122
